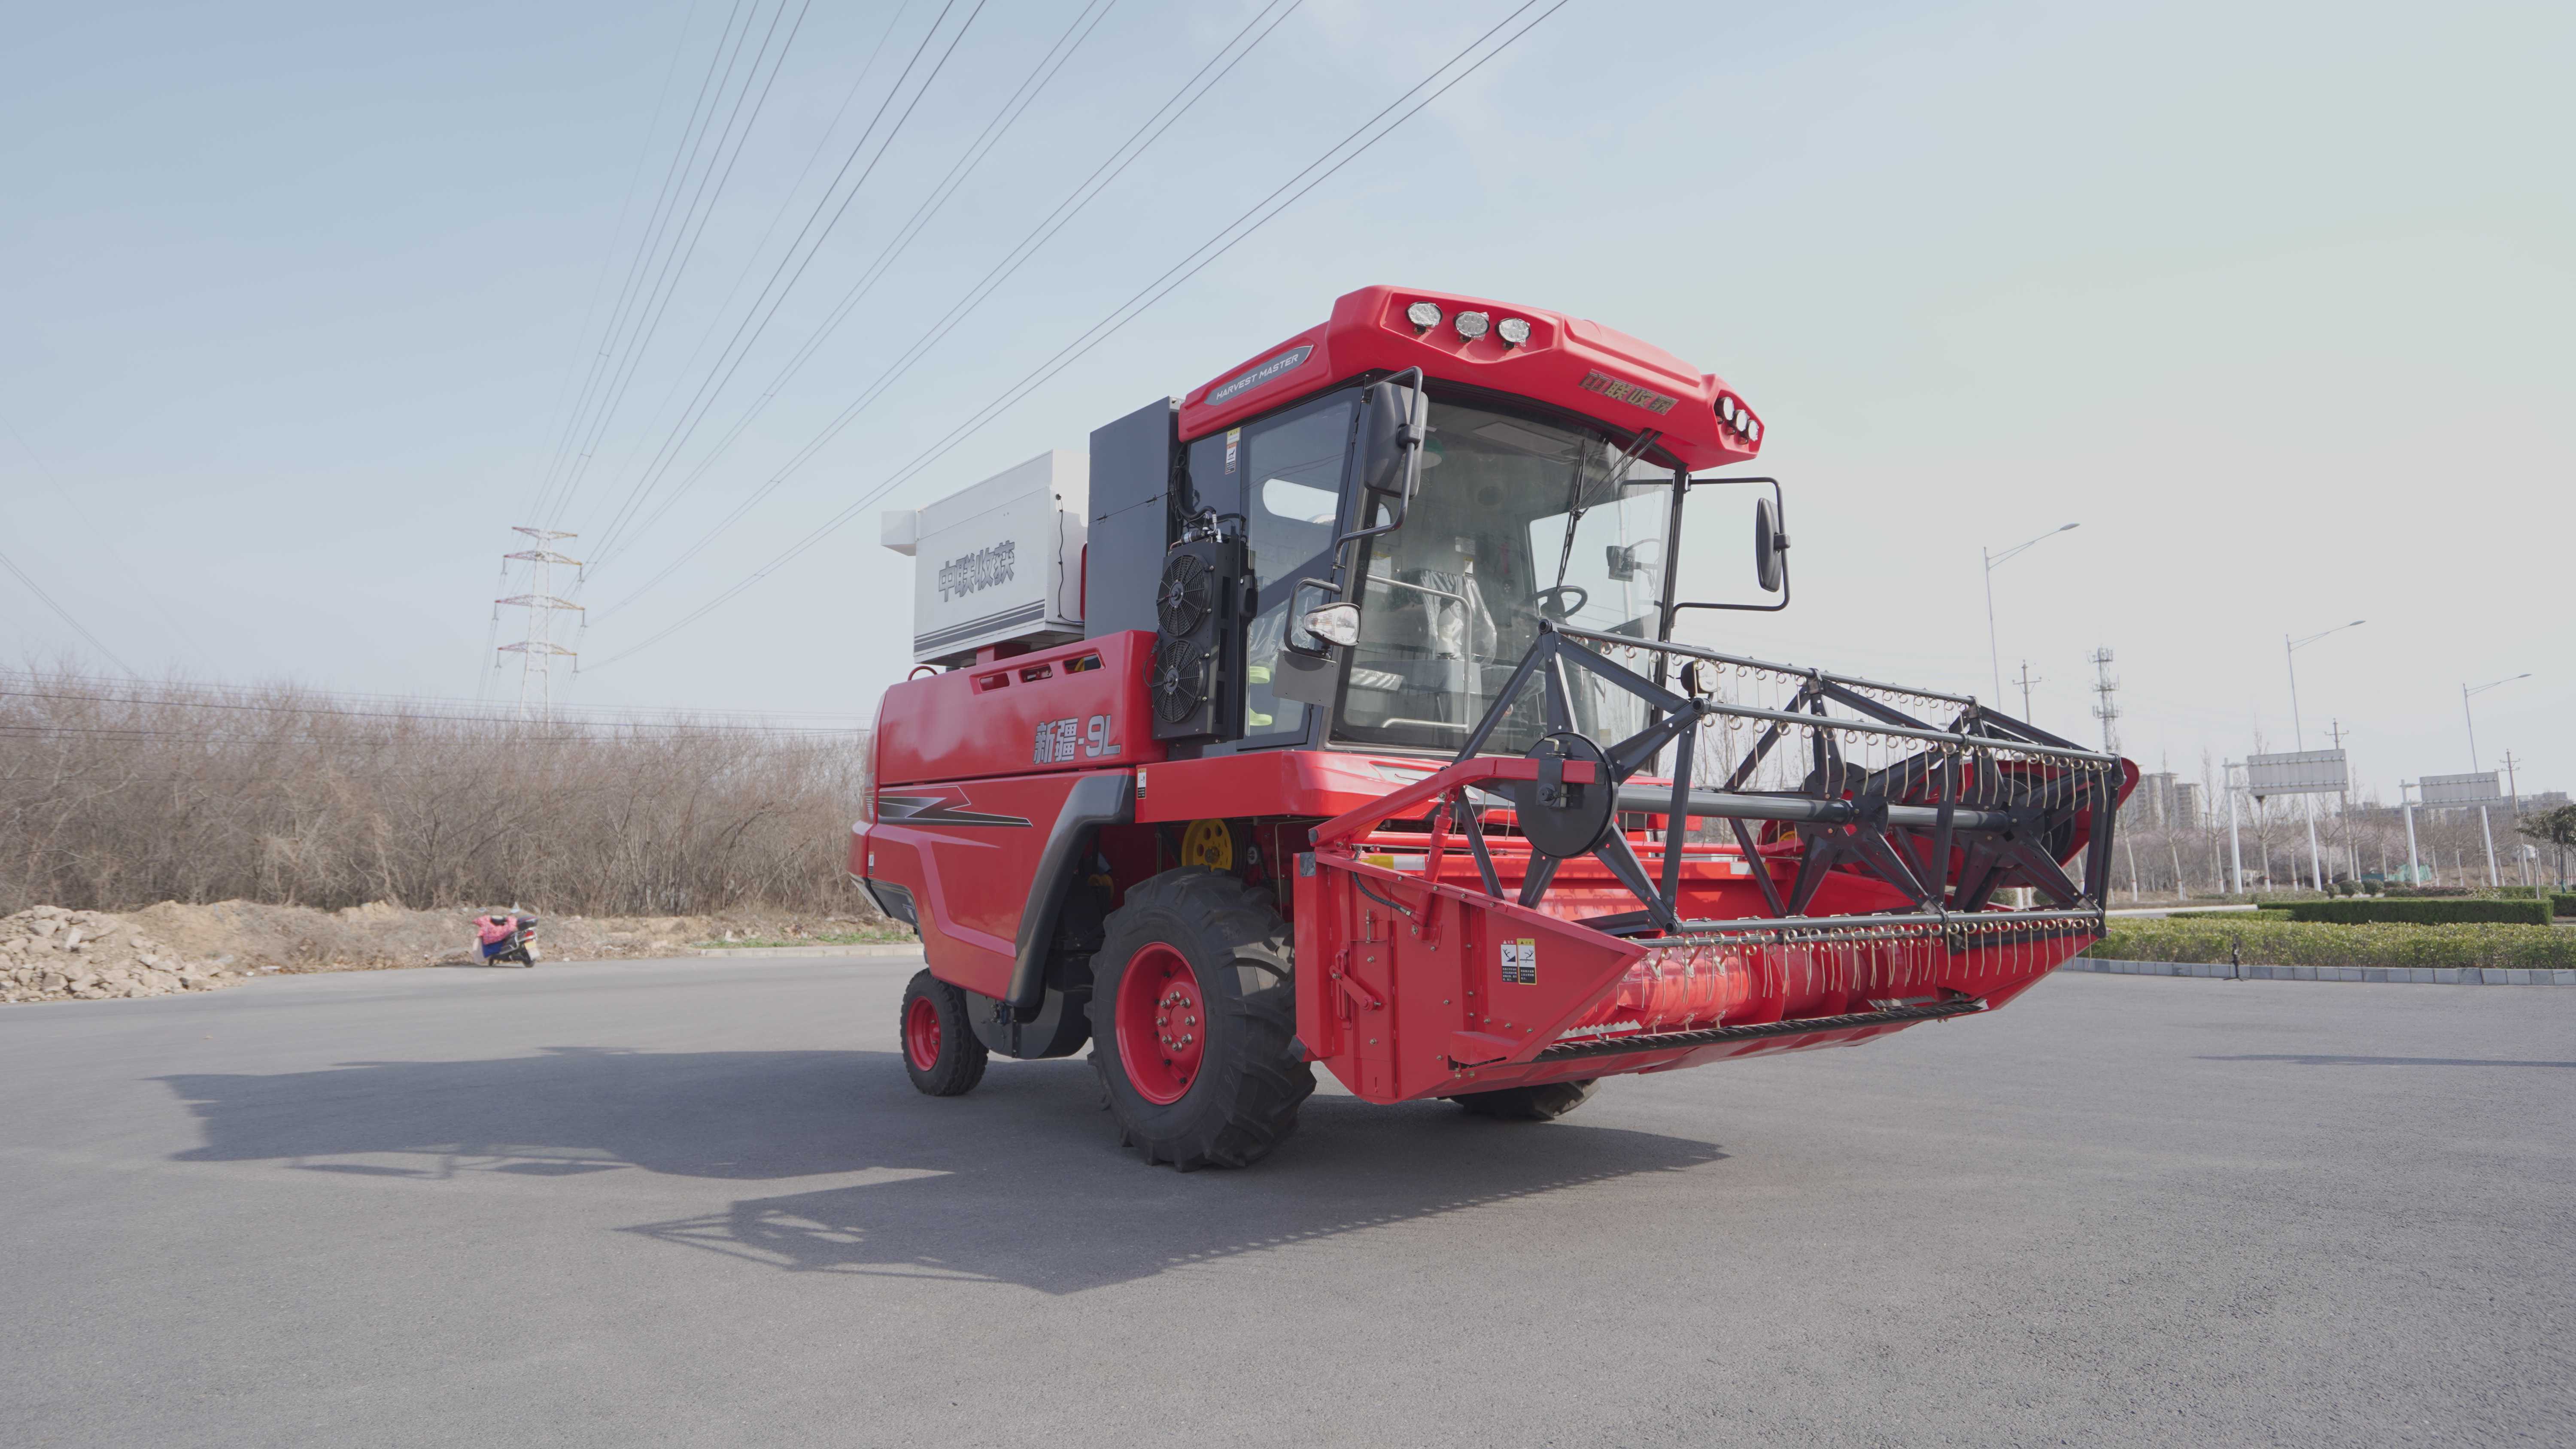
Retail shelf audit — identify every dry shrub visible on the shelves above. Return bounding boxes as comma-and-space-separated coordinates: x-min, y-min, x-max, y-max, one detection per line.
0, 667, 869, 917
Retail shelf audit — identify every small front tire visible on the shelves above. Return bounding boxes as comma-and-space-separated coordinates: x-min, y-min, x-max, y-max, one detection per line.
901, 970, 989, 1097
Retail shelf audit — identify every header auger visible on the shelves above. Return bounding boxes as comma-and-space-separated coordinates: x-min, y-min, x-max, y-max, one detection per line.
856, 285, 2131, 1168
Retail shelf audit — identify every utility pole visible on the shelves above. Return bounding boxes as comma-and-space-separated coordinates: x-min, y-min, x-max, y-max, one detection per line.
2463, 673, 2532, 773
497, 527, 583, 719
2401, 780, 2421, 885
2284, 621, 2363, 893
2014, 660, 2041, 721
1981, 524, 2079, 703
2088, 647, 2119, 756
2502, 750, 2525, 887
2328, 718, 2354, 883
2225, 759, 2246, 895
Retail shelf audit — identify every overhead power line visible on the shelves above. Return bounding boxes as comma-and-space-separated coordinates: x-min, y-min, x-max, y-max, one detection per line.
0, 688, 864, 735
0, 410, 201, 664
585, 0, 1573, 671
587, 0, 1120, 574
0, 535, 141, 677
593, 0, 1306, 618
528, 0, 759, 525
560, 0, 931, 559
581, 0, 997, 567
517, 0, 713, 525
543, 0, 814, 527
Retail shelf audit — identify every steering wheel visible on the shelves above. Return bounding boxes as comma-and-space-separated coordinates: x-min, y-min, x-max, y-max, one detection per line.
1528, 584, 1589, 620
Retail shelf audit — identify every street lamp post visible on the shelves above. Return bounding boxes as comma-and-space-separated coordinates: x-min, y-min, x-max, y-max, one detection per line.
2400, 780, 2421, 885
2224, 759, 2247, 895
2463, 673, 2531, 888
2461, 673, 2530, 774
2284, 620, 2365, 892
1982, 524, 2080, 706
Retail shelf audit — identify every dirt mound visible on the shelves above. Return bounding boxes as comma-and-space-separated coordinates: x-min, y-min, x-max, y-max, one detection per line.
0, 906, 245, 1003
3, 899, 878, 1005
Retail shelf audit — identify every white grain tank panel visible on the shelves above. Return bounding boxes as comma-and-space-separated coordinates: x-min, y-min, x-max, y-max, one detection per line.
893, 450, 1089, 664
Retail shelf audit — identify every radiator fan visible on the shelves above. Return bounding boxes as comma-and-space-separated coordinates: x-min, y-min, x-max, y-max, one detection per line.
1151, 637, 1208, 724
1155, 552, 1214, 637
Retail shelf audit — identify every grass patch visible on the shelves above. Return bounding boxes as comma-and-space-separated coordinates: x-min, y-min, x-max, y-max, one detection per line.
2282, 897, 2552, 926
2087, 918, 2576, 970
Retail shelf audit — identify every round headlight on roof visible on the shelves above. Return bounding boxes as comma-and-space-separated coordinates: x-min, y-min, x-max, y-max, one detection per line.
1454, 311, 1490, 341
1745, 419, 1761, 443
1405, 301, 1443, 331
1719, 397, 1738, 423
1496, 316, 1531, 347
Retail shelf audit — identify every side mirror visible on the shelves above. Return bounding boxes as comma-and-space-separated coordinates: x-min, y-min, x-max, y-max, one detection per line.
1669, 476, 1792, 616
1753, 496, 1786, 593
1279, 580, 1347, 662
1273, 583, 1350, 707
1300, 601, 1361, 648
1338, 370, 1427, 548
1358, 381, 1403, 495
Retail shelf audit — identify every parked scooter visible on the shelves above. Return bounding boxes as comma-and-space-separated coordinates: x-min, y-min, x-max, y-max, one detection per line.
474, 911, 540, 967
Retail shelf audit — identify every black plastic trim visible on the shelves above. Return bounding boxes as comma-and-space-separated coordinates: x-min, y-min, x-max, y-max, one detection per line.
854, 875, 918, 930
1005, 770, 1135, 1014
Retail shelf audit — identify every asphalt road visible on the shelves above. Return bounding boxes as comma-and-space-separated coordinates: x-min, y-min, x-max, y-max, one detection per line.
3, 955, 2570, 1448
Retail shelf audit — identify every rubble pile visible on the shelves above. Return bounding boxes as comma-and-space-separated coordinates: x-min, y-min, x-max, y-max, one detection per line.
0, 906, 245, 1004
1, 898, 890, 1006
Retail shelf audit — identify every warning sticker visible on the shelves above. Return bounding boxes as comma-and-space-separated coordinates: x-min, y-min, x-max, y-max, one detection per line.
1500, 937, 1538, 985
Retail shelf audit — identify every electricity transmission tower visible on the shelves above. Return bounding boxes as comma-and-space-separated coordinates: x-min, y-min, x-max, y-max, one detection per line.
2088, 646, 2120, 756
496, 527, 583, 718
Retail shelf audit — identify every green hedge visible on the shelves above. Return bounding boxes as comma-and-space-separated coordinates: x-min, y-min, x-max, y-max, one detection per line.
2087, 919, 2576, 970
2283, 898, 2552, 926
2555, 894, 2576, 918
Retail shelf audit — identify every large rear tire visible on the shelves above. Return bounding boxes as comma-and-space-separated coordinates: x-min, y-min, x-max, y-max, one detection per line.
901, 969, 989, 1097
1089, 868, 1312, 1169
1452, 1078, 1600, 1121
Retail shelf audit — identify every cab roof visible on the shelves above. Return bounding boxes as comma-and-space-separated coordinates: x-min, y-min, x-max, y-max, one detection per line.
1176, 285, 1762, 472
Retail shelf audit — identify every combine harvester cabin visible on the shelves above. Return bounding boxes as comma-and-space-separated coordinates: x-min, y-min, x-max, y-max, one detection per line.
856, 285, 2132, 1169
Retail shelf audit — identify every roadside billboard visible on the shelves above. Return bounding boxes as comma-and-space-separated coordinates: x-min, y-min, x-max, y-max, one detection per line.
2246, 749, 2348, 797
2419, 771, 2504, 807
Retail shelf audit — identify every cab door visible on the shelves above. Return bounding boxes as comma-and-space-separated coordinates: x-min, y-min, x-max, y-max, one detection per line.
1179, 390, 1358, 748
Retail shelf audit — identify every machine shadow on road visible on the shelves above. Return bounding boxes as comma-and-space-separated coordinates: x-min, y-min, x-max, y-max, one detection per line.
157, 1046, 1727, 1293
2196, 1054, 2576, 1069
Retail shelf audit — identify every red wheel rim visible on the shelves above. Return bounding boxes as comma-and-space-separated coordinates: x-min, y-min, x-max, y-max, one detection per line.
1115, 943, 1206, 1105
904, 994, 943, 1073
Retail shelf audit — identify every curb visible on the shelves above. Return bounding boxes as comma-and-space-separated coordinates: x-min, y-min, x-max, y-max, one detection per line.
2068, 958, 2575, 986
690, 943, 921, 959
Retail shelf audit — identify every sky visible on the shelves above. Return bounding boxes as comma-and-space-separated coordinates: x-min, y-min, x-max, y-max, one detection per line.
3, 0, 2569, 803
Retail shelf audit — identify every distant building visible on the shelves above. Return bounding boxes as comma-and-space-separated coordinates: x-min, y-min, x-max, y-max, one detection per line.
2173, 781, 2203, 831
2132, 773, 2200, 831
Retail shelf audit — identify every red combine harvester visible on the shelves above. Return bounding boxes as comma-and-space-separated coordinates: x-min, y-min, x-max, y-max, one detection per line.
855, 285, 2131, 1168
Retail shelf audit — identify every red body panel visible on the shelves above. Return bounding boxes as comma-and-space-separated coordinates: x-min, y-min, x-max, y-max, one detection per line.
856, 770, 1086, 999
876, 632, 1165, 787
1178, 285, 1764, 472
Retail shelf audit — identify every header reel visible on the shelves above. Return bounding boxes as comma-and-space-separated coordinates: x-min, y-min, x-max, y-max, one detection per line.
1450, 624, 2128, 939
